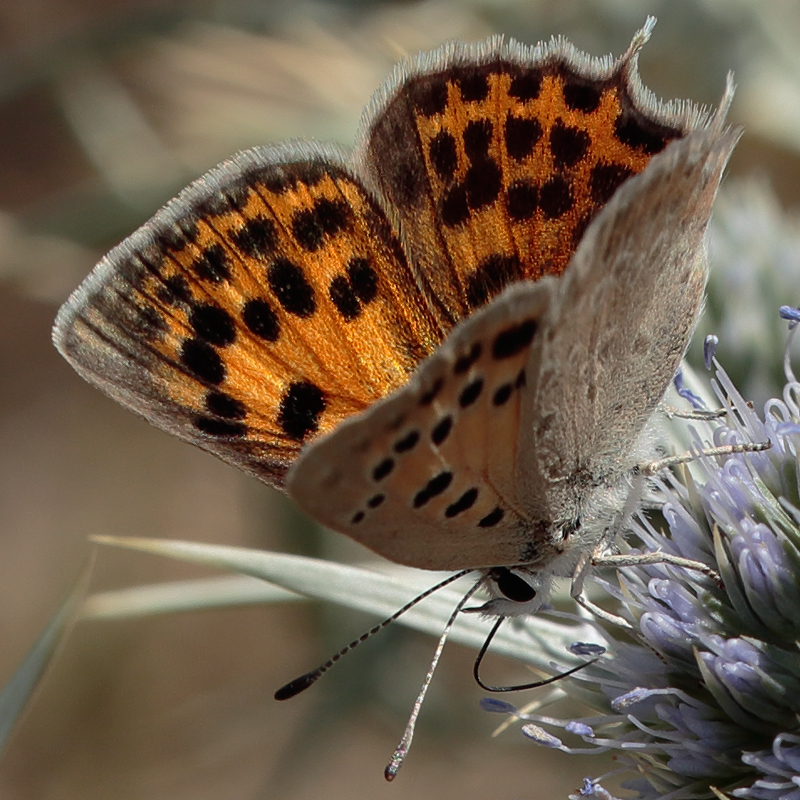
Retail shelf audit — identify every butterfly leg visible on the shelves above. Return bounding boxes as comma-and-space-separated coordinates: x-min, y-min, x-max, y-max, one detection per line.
569, 553, 634, 628
569, 546, 721, 628
564, 470, 647, 627
591, 550, 722, 586
586, 457, 728, 584
640, 440, 771, 475
660, 404, 728, 421
590, 470, 721, 587
567, 463, 720, 627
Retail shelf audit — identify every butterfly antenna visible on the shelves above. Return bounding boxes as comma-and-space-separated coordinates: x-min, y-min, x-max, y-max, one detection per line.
274, 569, 471, 701
384, 579, 482, 781
473, 617, 600, 692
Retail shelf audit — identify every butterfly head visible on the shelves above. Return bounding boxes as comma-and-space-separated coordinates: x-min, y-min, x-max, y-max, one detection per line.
471, 566, 552, 617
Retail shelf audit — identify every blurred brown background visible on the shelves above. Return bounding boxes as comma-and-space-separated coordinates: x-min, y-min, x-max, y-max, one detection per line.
1, 1, 800, 798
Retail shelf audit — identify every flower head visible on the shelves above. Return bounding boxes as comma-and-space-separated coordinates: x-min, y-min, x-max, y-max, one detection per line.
486, 325, 800, 800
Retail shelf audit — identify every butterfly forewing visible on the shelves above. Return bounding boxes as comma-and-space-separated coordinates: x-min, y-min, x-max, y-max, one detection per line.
286, 280, 554, 570
54, 144, 443, 487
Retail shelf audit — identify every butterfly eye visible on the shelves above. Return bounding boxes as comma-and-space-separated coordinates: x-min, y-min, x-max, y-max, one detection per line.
494, 568, 537, 603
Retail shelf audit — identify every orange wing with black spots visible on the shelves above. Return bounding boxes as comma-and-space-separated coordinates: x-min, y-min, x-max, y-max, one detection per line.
54, 25, 714, 495
360, 29, 708, 327
54, 143, 443, 486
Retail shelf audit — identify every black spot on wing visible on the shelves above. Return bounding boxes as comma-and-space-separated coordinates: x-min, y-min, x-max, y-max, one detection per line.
291, 198, 351, 251
195, 417, 247, 437
493, 383, 512, 406
614, 112, 680, 155
508, 180, 538, 221
464, 158, 501, 210
445, 488, 479, 518
329, 258, 379, 321
505, 115, 542, 161
413, 471, 453, 508
463, 119, 493, 161
549, 120, 590, 169
372, 458, 395, 481
465, 254, 523, 309
205, 390, 246, 419
429, 131, 459, 181
193, 243, 230, 283
180, 339, 225, 385
268, 259, 316, 317
509, 72, 541, 101
562, 79, 602, 113
454, 342, 482, 374
441, 184, 470, 227
242, 298, 280, 342
431, 416, 453, 446
348, 258, 378, 303
329, 275, 360, 321
394, 430, 420, 453
590, 162, 634, 204
478, 507, 504, 527
492, 319, 537, 359
457, 70, 490, 102
232, 216, 278, 258
459, 377, 483, 408
189, 304, 236, 347
539, 175, 573, 218
277, 381, 326, 441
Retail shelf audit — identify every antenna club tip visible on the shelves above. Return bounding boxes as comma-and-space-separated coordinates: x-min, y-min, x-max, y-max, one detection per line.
274, 673, 316, 701
384, 746, 405, 781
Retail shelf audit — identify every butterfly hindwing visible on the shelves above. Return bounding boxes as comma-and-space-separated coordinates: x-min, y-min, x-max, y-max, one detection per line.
286, 280, 554, 570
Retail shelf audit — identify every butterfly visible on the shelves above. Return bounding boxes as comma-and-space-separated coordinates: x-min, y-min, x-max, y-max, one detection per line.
53, 19, 737, 621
